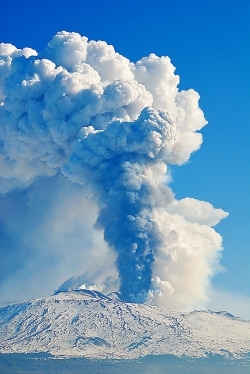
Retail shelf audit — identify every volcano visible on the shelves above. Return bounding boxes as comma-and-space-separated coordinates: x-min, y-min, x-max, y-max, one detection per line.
0, 289, 249, 360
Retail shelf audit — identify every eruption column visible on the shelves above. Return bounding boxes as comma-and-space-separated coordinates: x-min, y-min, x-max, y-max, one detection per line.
0, 31, 228, 306
64, 107, 175, 300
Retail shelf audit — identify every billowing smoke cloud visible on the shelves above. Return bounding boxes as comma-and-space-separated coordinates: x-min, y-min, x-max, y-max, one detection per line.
0, 31, 228, 308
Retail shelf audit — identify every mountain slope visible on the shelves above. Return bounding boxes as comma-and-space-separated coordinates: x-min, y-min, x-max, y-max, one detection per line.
0, 290, 249, 360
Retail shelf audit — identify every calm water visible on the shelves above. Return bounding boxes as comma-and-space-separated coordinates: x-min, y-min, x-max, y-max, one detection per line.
0, 353, 249, 374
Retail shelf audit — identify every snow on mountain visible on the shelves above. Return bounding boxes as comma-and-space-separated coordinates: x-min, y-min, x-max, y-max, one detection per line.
0, 290, 249, 360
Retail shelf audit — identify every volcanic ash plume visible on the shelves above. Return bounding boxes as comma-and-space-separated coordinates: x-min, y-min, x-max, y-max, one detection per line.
0, 32, 228, 308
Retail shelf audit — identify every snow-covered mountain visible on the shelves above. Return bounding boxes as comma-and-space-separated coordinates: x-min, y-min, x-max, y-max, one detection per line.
0, 290, 249, 360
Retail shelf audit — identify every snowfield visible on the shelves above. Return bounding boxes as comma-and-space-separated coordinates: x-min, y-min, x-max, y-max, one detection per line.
0, 290, 249, 360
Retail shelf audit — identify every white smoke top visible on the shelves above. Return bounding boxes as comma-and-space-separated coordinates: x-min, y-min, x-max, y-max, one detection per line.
0, 31, 228, 310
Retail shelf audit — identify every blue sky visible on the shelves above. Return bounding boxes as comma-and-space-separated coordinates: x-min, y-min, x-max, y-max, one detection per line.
1, 0, 249, 314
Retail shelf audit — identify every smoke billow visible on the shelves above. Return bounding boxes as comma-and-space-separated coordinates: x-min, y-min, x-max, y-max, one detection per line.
0, 32, 228, 308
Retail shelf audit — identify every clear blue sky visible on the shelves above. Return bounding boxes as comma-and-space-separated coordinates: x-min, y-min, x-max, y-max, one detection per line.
1, 0, 249, 302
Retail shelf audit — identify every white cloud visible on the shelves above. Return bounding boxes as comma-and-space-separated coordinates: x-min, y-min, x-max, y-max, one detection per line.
167, 197, 229, 227
0, 32, 228, 308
